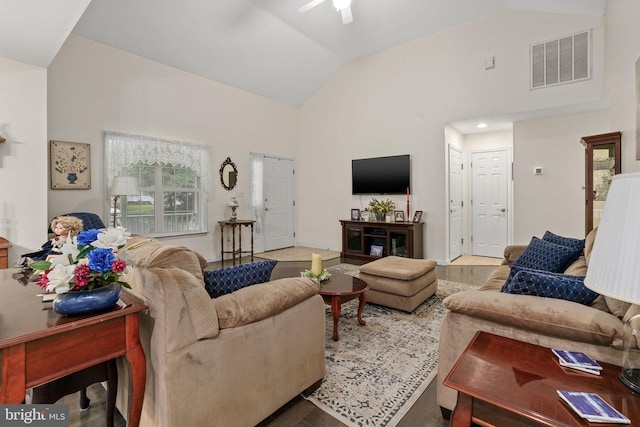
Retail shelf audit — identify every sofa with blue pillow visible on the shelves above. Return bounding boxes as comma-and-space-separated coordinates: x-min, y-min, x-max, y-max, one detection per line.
437, 227, 640, 415
113, 236, 325, 427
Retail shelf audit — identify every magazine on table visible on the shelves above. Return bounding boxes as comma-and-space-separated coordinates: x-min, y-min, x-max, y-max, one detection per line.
552, 349, 602, 374
557, 390, 630, 424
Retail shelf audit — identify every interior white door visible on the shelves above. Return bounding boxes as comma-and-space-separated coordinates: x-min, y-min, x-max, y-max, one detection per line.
471, 150, 509, 258
449, 145, 463, 261
263, 156, 295, 251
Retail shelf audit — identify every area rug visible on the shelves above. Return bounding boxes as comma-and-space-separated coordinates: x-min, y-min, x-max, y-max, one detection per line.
450, 255, 502, 266
306, 263, 477, 427
255, 246, 340, 262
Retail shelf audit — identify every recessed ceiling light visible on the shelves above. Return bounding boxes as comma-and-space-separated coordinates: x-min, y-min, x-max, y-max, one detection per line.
477, 123, 488, 129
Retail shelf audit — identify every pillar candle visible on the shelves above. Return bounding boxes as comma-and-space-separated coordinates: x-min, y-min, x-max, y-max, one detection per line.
311, 253, 322, 276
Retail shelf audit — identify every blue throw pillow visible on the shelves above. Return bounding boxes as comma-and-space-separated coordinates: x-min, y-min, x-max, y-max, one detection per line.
203, 260, 277, 298
511, 237, 582, 274
501, 267, 599, 305
542, 231, 585, 255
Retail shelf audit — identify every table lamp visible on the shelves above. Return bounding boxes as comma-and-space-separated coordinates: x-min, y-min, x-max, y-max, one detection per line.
584, 172, 640, 392
228, 196, 239, 220
110, 176, 139, 228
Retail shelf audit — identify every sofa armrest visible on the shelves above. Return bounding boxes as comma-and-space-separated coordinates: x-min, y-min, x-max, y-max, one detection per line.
214, 277, 321, 329
443, 290, 625, 347
501, 245, 528, 265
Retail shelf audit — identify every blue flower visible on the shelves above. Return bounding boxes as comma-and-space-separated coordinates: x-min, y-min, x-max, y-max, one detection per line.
87, 248, 115, 273
77, 229, 101, 246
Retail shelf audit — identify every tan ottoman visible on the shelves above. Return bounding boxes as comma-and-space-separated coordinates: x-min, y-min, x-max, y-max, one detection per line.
359, 256, 437, 312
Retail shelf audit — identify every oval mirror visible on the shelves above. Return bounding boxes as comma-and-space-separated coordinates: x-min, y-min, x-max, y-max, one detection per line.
220, 157, 237, 191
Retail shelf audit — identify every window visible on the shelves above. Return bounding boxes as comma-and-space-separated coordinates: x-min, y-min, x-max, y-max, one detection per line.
105, 132, 210, 236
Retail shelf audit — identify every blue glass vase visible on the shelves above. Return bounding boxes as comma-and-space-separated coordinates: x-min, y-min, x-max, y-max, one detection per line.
53, 283, 122, 316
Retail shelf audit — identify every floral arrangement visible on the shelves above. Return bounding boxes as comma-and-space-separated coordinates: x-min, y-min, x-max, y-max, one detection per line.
29, 227, 132, 294
368, 198, 395, 216
301, 269, 332, 282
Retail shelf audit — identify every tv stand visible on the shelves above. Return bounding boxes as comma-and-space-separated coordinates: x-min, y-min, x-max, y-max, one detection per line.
339, 220, 423, 261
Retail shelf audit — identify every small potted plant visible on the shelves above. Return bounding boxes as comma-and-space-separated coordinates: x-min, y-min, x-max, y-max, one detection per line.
368, 198, 395, 222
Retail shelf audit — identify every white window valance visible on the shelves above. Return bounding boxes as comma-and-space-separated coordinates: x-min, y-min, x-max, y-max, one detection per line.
104, 131, 211, 194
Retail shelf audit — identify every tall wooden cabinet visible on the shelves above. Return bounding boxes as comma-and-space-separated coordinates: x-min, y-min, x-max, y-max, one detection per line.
580, 132, 621, 235
340, 220, 423, 261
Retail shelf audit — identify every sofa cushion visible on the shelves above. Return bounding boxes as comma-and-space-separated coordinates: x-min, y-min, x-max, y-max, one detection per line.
542, 231, 585, 254
214, 277, 320, 329
359, 256, 436, 280
501, 267, 599, 305
443, 290, 625, 347
203, 260, 277, 298
510, 237, 582, 275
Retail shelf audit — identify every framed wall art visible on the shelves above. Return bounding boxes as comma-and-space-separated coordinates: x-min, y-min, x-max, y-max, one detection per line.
50, 140, 91, 189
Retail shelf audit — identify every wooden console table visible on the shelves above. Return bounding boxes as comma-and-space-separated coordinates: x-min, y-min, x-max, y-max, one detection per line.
444, 331, 640, 426
0, 268, 147, 427
218, 220, 255, 266
339, 220, 423, 262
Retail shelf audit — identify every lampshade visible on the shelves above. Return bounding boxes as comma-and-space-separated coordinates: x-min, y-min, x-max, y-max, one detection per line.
584, 172, 640, 303
110, 176, 139, 197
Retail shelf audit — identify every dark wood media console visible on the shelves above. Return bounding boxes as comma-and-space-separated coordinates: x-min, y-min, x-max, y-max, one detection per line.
340, 220, 423, 261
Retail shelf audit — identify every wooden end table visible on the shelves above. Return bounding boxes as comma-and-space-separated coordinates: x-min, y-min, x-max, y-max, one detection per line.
319, 272, 368, 341
218, 220, 255, 266
444, 331, 640, 426
0, 268, 147, 427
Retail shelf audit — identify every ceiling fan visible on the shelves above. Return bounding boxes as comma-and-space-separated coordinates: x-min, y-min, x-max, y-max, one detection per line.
298, 0, 353, 24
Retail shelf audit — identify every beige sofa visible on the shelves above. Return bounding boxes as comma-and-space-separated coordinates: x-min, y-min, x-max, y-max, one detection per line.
114, 236, 326, 427
437, 228, 640, 414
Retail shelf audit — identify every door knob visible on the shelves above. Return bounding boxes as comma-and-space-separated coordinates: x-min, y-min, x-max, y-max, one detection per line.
498, 208, 506, 212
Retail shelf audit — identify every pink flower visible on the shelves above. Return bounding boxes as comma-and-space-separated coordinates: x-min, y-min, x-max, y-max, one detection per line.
36, 270, 50, 290
74, 264, 91, 288
111, 259, 127, 274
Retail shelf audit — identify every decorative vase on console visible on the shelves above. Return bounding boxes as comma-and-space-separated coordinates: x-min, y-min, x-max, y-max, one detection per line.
27, 227, 132, 316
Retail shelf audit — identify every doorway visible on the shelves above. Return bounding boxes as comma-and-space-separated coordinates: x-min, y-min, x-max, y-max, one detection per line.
470, 149, 510, 258
250, 154, 295, 253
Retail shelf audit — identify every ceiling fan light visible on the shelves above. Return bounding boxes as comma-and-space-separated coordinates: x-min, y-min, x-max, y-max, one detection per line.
332, 0, 351, 10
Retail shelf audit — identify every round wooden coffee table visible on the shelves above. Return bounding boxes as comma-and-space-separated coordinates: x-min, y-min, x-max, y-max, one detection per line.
318, 272, 369, 341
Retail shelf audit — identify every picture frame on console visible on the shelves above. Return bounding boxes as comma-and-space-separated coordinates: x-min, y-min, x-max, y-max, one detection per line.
394, 210, 405, 222
412, 211, 423, 223
351, 208, 361, 220
360, 211, 370, 221
370, 245, 383, 257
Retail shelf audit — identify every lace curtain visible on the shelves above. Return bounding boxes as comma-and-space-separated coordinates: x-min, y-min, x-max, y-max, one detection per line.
104, 131, 211, 195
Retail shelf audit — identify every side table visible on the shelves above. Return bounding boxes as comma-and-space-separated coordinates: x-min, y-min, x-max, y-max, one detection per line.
444, 331, 640, 426
0, 237, 11, 269
218, 220, 255, 265
318, 272, 369, 341
0, 269, 147, 427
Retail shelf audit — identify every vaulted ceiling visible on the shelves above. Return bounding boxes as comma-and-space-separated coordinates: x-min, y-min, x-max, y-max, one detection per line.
2, 0, 606, 107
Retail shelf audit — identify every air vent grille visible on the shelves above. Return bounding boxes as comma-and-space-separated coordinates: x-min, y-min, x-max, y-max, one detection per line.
531, 30, 591, 89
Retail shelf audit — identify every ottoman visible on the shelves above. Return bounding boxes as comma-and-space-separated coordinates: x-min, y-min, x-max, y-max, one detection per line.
359, 256, 437, 312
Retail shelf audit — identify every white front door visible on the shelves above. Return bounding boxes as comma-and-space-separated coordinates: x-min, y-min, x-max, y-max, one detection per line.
471, 149, 509, 258
263, 156, 295, 251
449, 145, 463, 261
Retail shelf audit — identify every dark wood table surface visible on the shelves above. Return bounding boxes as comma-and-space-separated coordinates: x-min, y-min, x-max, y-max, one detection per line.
318, 272, 369, 341
0, 268, 147, 427
444, 331, 640, 427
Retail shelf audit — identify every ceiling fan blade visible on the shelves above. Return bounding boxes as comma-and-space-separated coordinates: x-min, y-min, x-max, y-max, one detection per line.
298, 0, 326, 13
340, 6, 353, 24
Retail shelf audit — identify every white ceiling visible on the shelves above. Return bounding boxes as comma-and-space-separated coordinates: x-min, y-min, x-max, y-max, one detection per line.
2, 0, 607, 114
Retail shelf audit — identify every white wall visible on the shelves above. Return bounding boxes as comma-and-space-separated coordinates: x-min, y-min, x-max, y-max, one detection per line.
297, 10, 605, 262
0, 58, 48, 263
47, 34, 298, 261
606, 0, 640, 172
513, 110, 609, 243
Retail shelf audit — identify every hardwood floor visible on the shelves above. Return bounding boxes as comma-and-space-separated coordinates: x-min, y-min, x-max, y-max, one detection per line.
59, 258, 497, 427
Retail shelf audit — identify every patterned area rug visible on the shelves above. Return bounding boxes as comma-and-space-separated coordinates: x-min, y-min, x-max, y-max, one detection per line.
306, 263, 476, 427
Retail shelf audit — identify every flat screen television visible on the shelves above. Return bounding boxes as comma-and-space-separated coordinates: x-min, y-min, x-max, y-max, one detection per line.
352, 154, 410, 195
